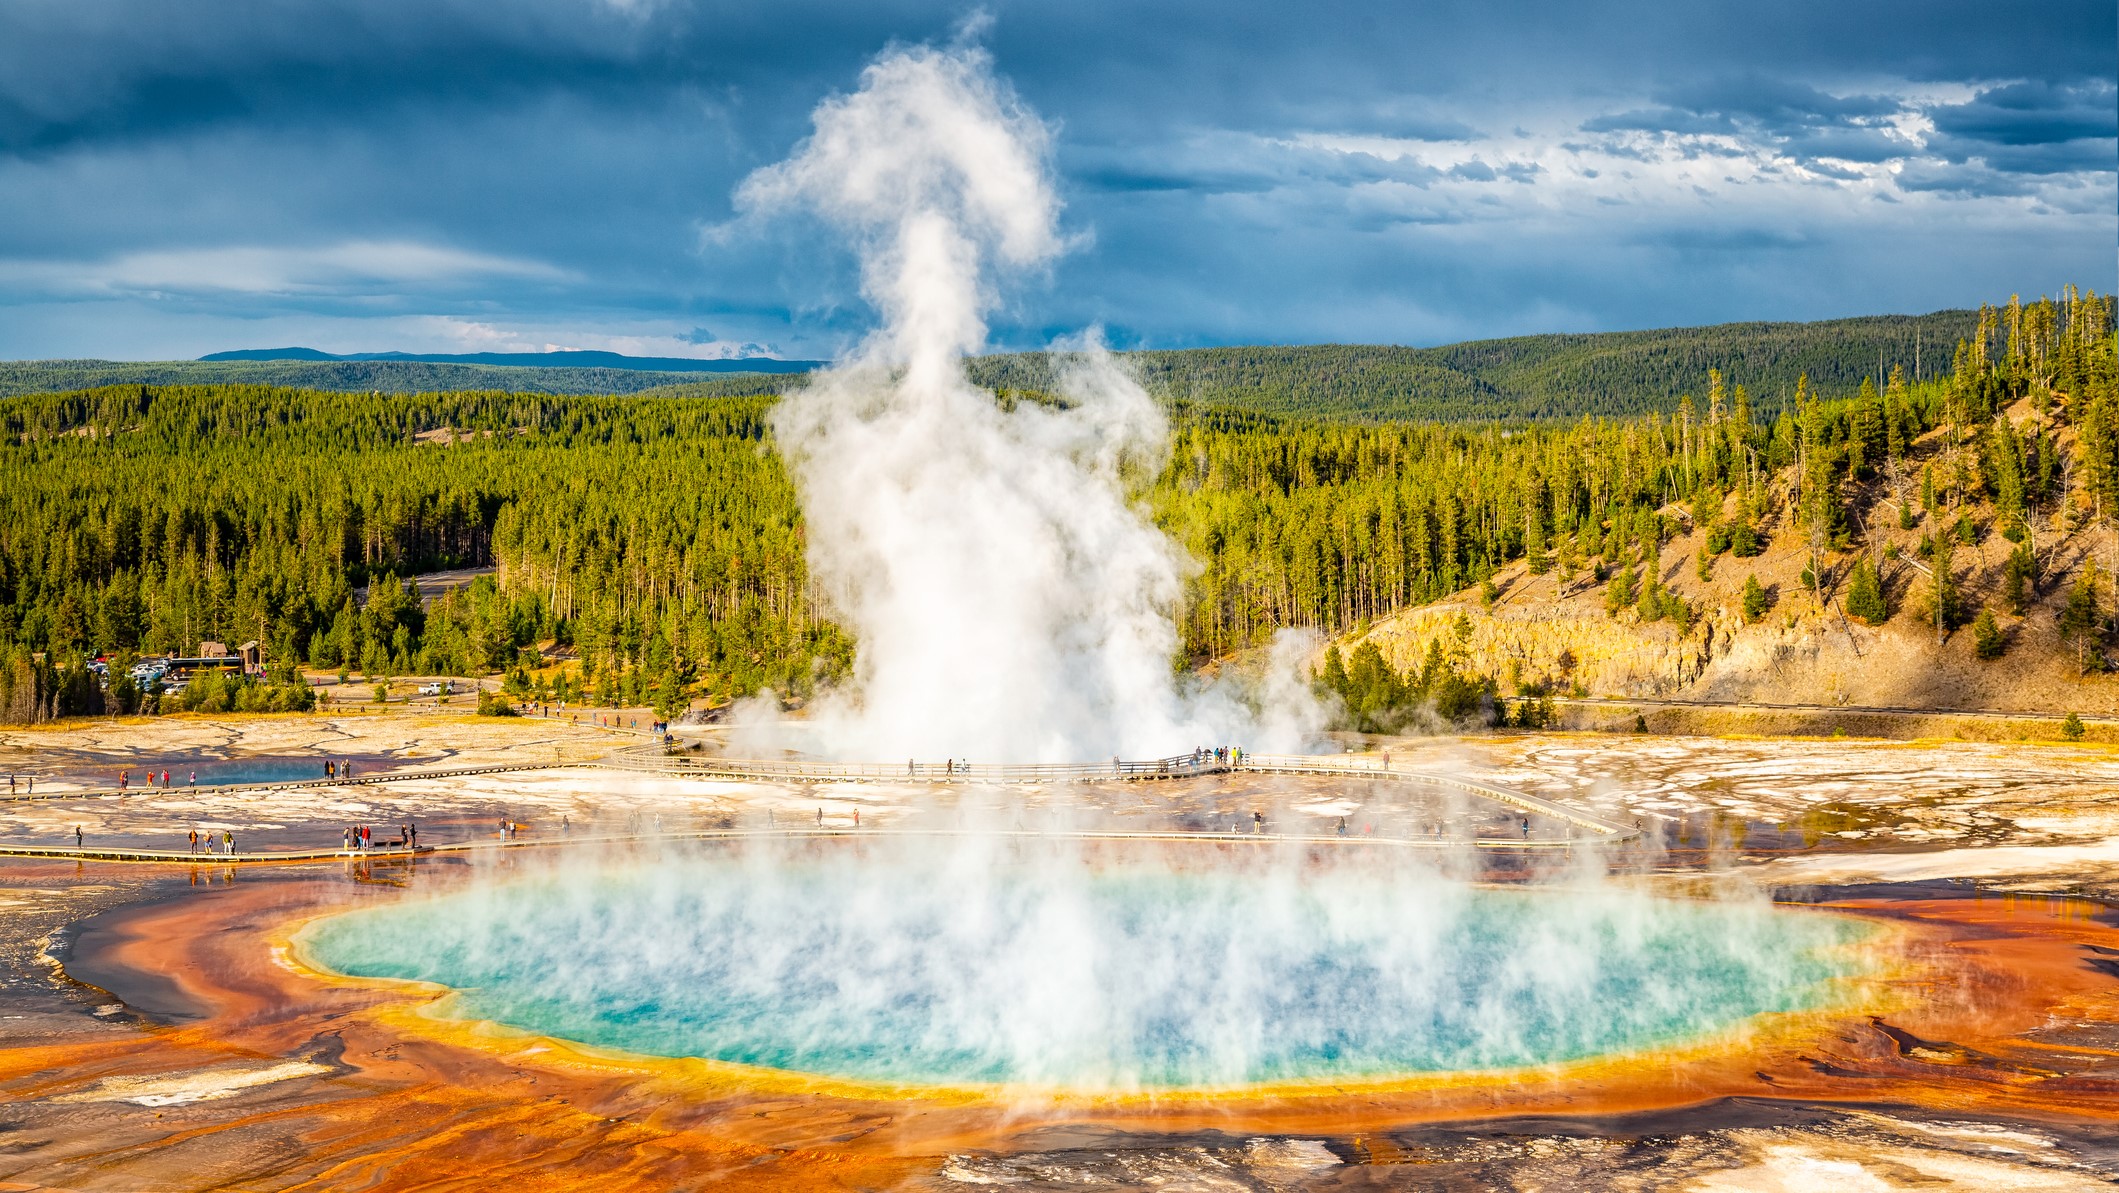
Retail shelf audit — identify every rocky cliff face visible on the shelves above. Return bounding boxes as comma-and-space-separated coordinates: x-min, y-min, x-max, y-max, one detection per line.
1341, 510, 2119, 718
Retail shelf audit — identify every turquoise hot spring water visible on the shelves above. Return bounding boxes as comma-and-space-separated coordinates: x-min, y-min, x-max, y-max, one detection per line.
299, 844, 1864, 1090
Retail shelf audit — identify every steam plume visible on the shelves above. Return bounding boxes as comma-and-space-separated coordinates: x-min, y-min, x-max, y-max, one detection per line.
739, 44, 1307, 760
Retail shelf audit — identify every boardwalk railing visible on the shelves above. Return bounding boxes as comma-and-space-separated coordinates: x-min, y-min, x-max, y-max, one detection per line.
601, 747, 1637, 842
0, 823, 1611, 866
1237, 754, 1633, 839
0, 761, 574, 806
597, 749, 1226, 784
0, 748, 1637, 863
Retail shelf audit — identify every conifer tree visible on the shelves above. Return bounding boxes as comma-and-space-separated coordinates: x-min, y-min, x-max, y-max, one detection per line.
1845, 558, 1887, 625
1927, 536, 1957, 642
1320, 645, 1349, 697
1741, 574, 1768, 623
1972, 608, 2004, 659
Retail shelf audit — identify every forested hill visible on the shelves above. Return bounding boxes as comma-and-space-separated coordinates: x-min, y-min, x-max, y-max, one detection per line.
0, 357, 776, 398
0, 306, 1980, 417
0, 288, 2105, 724
968, 309, 1980, 421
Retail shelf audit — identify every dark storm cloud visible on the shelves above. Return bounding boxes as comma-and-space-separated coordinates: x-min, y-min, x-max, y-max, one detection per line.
0, 0, 2109, 359
1584, 78, 1900, 139
1924, 78, 2117, 175
1929, 79, 2117, 147
1579, 74, 1919, 175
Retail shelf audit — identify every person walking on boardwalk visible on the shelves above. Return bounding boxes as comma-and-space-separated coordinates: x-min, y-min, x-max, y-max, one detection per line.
342, 827, 351, 853
408, 821, 418, 849
224, 830, 235, 854
190, 829, 199, 854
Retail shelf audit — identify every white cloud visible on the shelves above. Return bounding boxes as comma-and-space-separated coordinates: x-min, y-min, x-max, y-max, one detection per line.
401, 315, 780, 359
0, 240, 568, 298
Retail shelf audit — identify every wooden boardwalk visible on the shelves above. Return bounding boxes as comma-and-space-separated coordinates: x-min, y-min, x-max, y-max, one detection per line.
0, 824, 1612, 866
0, 761, 574, 806
602, 746, 1634, 841
0, 747, 1637, 864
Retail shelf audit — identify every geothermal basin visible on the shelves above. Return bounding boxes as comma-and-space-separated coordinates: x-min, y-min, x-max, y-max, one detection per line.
295, 841, 1868, 1092
2, 719, 2118, 1190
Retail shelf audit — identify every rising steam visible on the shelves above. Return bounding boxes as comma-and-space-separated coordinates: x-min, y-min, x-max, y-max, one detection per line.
302, 841, 1862, 1092
738, 44, 1314, 761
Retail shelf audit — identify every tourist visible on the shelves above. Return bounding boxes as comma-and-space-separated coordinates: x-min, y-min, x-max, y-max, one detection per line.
188, 771, 195, 786
225, 830, 235, 854
1253, 811, 1264, 835
561, 815, 570, 837
189, 829, 198, 854
816, 807, 823, 826
853, 808, 860, 827
73, 826, 81, 849
409, 821, 418, 849
342, 827, 351, 853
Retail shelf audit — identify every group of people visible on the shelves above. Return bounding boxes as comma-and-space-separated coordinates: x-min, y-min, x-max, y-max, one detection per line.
6, 774, 31, 795
120, 769, 193, 790
343, 823, 416, 852
323, 759, 355, 779
187, 828, 236, 854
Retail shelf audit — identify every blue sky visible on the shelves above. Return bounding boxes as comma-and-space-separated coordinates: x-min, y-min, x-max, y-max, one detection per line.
0, 0, 2110, 361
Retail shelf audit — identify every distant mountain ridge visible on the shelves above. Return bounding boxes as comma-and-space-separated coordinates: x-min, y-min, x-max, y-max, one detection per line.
0, 307, 1986, 416
198, 347, 822, 373
968, 309, 1982, 421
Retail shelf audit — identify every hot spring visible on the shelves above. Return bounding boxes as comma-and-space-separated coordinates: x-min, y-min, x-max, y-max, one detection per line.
298, 841, 1866, 1092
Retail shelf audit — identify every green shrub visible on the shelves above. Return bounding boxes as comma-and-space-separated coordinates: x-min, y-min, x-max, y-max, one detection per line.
1741, 575, 1769, 623
1973, 608, 2004, 659
1845, 558, 1887, 625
